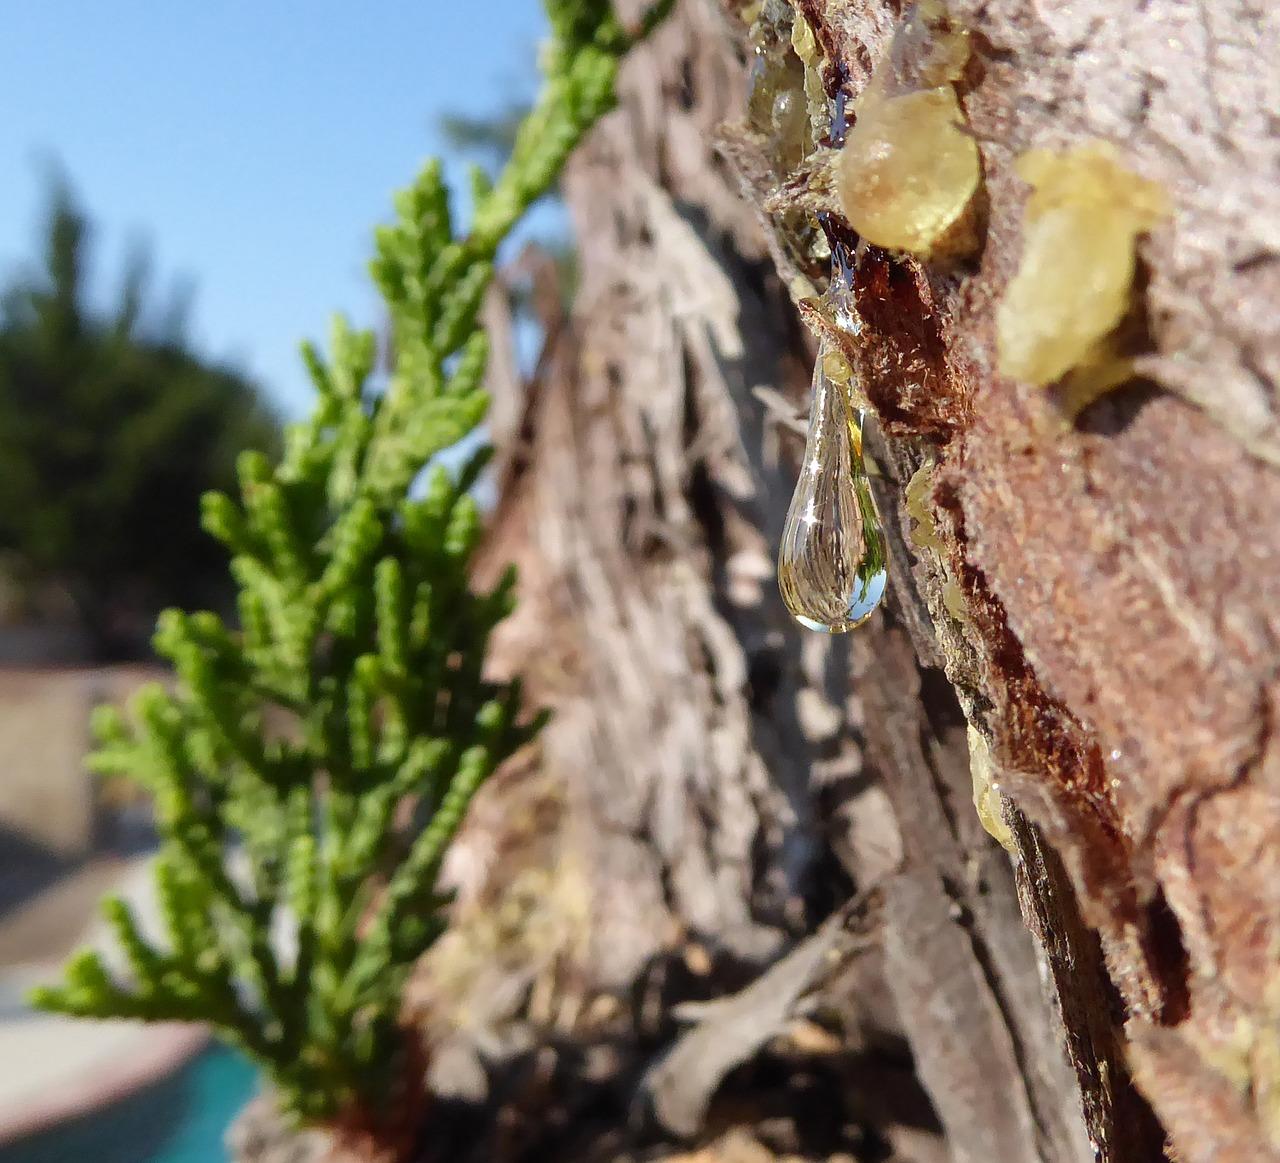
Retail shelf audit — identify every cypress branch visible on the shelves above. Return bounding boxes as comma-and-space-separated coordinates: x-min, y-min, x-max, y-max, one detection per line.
32, 0, 673, 1126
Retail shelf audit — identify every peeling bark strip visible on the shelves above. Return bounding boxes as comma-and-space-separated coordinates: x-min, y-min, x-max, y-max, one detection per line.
641, 894, 869, 1137
441, 1, 1280, 1162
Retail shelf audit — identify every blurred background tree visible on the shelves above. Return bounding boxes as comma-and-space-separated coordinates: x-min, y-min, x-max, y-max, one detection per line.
0, 180, 278, 661
438, 104, 529, 175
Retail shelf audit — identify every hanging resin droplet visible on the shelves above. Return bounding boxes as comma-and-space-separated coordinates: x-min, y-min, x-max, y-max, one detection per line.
778, 342, 888, 633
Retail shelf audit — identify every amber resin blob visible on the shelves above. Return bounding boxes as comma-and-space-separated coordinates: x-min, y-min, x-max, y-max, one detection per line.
835, 0, 980, 257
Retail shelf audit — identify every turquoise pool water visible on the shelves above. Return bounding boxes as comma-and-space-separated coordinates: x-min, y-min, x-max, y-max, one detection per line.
1, 1044, 259, 1163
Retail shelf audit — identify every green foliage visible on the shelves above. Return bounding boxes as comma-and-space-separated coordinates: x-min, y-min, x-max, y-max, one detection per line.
0, 183, 279, 659
30, 0, 673, 1128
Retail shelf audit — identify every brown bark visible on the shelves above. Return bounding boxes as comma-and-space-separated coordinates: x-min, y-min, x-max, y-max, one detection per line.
404, 1, 1280, 1162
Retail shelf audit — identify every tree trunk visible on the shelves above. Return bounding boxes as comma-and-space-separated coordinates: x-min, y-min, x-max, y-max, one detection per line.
419, 2, 1280, 1162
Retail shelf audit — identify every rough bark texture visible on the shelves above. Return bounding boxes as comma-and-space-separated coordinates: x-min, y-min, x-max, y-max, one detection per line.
321, 2, 1279, 1162
775, 2, 1280, 1160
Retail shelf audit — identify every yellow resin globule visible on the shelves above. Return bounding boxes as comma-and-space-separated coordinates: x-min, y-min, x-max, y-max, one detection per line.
837, 87, 979, 254
835, 1, 979, 256
778, 342, 888, 633
996, 141, 1168, 386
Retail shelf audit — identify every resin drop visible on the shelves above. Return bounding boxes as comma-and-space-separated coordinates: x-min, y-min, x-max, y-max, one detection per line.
778, 343, 888, 633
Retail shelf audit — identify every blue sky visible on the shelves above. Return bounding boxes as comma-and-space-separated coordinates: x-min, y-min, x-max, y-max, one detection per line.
0, 1, 552, 417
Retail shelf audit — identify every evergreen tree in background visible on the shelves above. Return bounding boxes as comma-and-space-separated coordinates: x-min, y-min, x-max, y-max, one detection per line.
0, 182, 279, 659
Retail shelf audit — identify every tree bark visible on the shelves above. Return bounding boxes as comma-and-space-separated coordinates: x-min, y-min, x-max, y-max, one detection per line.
423, 2, 1280, 1162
